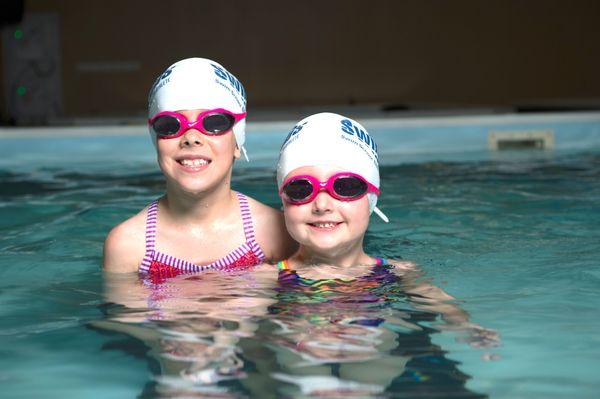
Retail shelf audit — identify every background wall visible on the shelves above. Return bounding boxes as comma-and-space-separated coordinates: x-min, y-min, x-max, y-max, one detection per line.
1, 0, 600, 123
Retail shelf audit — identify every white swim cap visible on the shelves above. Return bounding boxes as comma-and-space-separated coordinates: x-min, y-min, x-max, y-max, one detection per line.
277, 112, 389, 222
148, 57, 249, 161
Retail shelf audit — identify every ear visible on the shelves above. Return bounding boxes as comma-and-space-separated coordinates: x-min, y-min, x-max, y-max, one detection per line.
233, 144, 241, 160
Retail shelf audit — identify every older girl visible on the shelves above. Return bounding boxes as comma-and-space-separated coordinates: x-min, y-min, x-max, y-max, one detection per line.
103, 58, 296, 278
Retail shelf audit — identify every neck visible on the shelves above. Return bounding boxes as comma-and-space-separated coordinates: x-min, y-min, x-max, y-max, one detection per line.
292, 241, 372, 269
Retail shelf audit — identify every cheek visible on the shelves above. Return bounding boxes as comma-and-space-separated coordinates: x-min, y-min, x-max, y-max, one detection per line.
283, 204, 308, 232
156, 144, 170, 170
342, 200, 371, 228
283, 205, 301, 223
212, 135, 237, 156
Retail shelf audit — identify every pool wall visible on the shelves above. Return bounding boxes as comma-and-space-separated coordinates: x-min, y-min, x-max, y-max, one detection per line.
1, 111, 599, 167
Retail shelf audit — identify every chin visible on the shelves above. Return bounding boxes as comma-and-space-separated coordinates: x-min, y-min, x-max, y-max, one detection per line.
176, 178, 209, 191
305, 239, 346, 255
167, 178, 210, 196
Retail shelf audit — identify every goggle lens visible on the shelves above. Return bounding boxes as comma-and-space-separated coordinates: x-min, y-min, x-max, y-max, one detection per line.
282, 179, 314, 202
152, 115, 181, 137
333, 176, 368, 198
203, 112, 235, 134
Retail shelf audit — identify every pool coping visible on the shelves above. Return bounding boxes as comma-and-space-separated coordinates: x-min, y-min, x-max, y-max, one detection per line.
1, 111, 600, 139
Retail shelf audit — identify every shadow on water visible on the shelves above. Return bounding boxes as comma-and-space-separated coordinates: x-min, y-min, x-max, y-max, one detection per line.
0, 169, 164, 198
0, 166, 280, 199
380, 151, 600, 183
3, 150, 597, 200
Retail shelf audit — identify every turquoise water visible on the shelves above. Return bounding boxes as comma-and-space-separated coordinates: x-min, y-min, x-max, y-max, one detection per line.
1, 116, 599, 398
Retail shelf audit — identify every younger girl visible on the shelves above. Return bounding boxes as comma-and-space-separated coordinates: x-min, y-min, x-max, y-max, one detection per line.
103, 58, 296, 278
276, 112, 394, 276
268, 113, 499, 395
275, 112, 501, 325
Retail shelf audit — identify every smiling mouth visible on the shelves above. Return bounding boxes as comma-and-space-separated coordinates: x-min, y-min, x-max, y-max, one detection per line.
308, 222, 342, 229
178, 158, 211, 168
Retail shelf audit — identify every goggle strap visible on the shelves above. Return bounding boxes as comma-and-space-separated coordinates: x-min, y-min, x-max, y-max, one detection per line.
240, 146, 250, 162
373, 206, 389, 223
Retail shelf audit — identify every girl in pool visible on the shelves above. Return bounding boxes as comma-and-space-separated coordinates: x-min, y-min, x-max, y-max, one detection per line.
266, 113, 499, 395
103, 58, 296, 277
274, 112, 501, 329
275, 111, 400, 278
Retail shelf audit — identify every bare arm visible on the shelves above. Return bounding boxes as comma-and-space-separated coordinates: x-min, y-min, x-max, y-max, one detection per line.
390, 259, 500, 348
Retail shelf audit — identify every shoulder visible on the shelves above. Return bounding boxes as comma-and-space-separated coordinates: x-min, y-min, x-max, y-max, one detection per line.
382, 258, 420, 277
103, 207, 148, 273
243, 195, 298, 263
244, 196, 282, 224
386, 258, 418, 270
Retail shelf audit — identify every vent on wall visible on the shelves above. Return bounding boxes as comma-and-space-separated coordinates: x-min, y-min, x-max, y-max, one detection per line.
488, 129, 554, 150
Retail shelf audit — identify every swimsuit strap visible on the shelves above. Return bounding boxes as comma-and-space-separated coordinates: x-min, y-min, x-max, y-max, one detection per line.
277, 259, 290, 271
140, 199, 159, 273
237, 192, 266, 259
237, 192, 254, 241
374, 256, 387, 266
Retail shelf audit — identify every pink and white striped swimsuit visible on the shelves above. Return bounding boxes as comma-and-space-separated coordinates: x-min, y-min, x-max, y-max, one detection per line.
139, 192, 266, 283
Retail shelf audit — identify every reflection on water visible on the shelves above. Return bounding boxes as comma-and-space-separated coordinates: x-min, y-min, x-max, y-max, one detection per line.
96, 268, 276, 397
95, 263, 491, 398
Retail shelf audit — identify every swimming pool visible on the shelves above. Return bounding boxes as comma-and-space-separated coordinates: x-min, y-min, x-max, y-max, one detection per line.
1, 112, 599, 398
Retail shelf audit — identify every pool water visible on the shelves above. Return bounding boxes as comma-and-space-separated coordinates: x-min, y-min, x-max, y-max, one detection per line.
1, 117, 599, 398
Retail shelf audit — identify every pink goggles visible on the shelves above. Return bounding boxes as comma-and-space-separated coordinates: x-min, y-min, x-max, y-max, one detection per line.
148, 108, 246, 139
280, 172, 380, 205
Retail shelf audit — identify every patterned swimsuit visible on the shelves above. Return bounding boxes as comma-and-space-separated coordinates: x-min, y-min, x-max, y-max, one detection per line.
272, 257, 398, 327
277, 257, 392, 285
139, 192, 266, 283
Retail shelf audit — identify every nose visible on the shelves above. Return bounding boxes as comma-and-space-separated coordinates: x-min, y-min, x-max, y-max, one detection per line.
180, 128, 205, 148
312, 189, 333, 214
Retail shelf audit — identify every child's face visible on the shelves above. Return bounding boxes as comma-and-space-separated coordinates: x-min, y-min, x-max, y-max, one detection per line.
156, 109, 241, 194
282, 166, 371, 257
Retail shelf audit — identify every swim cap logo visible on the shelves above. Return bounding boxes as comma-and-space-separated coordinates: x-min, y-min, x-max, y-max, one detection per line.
340, 119, 378, 156
210, 63, 246, 102
158, 67, 173, 82
148, 66, 174, 105
281, 121, 307, 148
